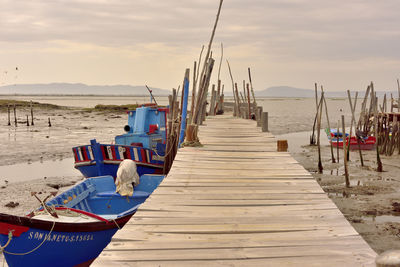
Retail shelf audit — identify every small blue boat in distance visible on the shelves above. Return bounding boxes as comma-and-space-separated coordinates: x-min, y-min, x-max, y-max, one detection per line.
0, 174, 164, 267
73, 104, 169, 178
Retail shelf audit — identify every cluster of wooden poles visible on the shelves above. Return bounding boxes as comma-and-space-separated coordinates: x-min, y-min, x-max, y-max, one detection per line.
373, 79, 400, 156
7, 101, 51, 127
312, 81, 400, 188
6, 101, 52, 127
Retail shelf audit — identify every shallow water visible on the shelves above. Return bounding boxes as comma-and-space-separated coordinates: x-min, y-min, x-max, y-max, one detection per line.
362, 215, 400, 224
0, 158, 81, 184
276, 130, 330, 154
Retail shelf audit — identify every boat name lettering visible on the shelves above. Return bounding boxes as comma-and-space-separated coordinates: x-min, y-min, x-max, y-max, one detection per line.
28, 231, 94, 242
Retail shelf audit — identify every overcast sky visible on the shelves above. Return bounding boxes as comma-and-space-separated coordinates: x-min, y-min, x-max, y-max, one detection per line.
1, 0, 399, 92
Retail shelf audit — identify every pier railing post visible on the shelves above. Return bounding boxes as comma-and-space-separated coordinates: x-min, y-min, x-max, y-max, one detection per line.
256, 106, 263, 127
261, 112, 268, 132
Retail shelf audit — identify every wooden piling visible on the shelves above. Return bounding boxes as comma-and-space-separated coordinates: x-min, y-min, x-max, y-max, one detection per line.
397, 78, 400, 112
7, 104, 10, 126
13, 104, 17, 127
261, 112, 268, 132
209, 85, 216, 116
337, 120, 340, 163
26, 115, 29, 126
48, 117, 52, 127
346, 90, 358, 161
310, 83, 318, 145
30, 100, 34, 126
371, 82, 383, 172
317, 93, 324, 174
246, 83, 251, 119
342, 115, 350, 187
256, 106, 263, 127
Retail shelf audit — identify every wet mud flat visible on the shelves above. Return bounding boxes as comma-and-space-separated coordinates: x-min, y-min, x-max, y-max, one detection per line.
283, 131, 400, 253
0, 105, 127, 216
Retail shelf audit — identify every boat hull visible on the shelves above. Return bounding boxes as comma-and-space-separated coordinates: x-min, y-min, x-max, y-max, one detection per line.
329, 136, 376, 150
0, 213, 132, 267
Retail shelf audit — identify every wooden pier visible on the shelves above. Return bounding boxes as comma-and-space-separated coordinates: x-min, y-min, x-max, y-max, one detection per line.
93, 115, 376, 266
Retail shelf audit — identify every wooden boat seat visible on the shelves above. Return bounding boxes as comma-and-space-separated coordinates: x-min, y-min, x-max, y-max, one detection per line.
96, 190, 150, 198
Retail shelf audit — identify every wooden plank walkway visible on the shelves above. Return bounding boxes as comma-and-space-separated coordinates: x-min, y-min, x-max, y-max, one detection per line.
93, 115, 377, 266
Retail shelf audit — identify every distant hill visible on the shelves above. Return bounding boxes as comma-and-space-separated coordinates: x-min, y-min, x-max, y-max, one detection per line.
0, 83, 170, 95
255, 86, 397, 98
256, 86, 316, 97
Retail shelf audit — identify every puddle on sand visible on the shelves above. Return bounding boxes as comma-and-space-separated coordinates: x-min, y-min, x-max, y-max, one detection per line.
311, 168, 342, 176
327, 192, 357, 198
362, 215, 400, 224
0, 158, 81, 184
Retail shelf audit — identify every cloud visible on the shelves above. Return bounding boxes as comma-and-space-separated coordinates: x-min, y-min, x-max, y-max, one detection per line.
0, 0, 399, 90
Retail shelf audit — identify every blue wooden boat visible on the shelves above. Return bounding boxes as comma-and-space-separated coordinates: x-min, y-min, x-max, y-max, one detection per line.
72, 104, 169, 178
0, 174, 164, 267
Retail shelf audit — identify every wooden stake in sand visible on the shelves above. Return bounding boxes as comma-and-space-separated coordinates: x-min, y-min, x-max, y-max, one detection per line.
397, 78, 400, 113
346, 90, 358, 161
48, 117, 52, 127
317, 93, 324, 174
310, 83, 318, 145
246, 84, 251, 119
7, 104, 11, 126
370, 82, 383, 172
337, 120, 340, 163
342, 115, 350, 188
13, 104, 17, 127
30, 100, 34, 126
26, 115, 29, 126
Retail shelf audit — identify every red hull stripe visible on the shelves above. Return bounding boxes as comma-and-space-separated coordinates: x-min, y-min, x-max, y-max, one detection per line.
140, 149, 147, 163
0, 222, 29, 237
73, 148, 80, 162
111, 146, 117, 160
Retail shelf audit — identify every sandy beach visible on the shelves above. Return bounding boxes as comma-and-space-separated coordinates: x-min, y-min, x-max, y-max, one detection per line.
0, 96, 399, 255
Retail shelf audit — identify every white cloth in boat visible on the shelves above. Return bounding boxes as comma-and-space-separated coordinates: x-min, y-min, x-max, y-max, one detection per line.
115, 159, 140, 197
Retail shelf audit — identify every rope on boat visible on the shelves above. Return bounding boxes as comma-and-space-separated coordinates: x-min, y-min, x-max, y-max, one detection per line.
0, 231, 13, 253
3, 219, 56, 256
112, 219, 121, 230
1, 230, 13, 266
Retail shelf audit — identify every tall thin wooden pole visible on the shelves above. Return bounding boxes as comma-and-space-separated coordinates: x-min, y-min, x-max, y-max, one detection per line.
321, 86, 335, 163
371, 82, 383, 172
7, 104, 10, 126
246, 84, 251, 119
189, 61, 197, 123
227, 60, 238, 116
397, 78, 400, 113
198, 0, 223, 83
310, 82, 318, 145
337, 120, 340, 163
217, 43, 223, 81
317, 93, 324, 174
13, 104, 17, 127
342, 115, 350, 187
346, 90, 358, 161
30, 100, 34, 126
248, 67, 257, 105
